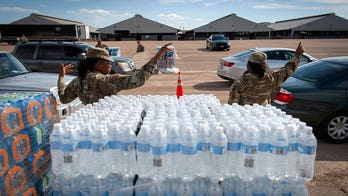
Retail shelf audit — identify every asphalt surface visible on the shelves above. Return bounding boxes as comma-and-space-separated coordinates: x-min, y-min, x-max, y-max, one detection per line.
1, 39, 348, 195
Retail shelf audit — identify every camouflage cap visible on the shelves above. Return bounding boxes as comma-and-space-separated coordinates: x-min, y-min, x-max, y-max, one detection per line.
87, 47, 113, 62
248, 51, 267, 64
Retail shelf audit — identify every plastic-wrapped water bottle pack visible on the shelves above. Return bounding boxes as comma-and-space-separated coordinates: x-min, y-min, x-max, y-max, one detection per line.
49, 94, 316, 196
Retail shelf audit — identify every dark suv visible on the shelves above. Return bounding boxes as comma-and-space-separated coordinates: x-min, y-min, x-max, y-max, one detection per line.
12, 41, 93, 75
206, 34, 230, 51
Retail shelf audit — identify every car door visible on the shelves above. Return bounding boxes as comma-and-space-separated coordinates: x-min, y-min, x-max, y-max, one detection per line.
36, 45, 65, 73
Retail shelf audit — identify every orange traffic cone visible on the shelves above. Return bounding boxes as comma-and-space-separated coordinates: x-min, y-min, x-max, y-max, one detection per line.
176, 71, 184, 99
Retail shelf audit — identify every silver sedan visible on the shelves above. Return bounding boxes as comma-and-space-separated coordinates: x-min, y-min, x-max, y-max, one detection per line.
217, 48, 317, 81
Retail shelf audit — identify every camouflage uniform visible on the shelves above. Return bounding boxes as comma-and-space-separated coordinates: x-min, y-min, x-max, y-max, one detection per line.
228, 55, 300, 106
58, 62, 155, 105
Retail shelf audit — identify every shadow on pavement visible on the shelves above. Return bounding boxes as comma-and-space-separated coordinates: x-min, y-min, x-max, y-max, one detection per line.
193, 81, 232, 91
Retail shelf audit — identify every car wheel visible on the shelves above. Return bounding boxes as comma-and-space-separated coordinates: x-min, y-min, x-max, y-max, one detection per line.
209, 44, 213, 50
319, 111, 348, 144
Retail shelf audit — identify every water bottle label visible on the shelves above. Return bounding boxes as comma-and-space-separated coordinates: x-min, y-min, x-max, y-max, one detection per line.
181, 145, 197, 155
138, 193, 149, 196
270, 145, 288, 155
288, 143, 298, 152
244, 156, 254, 168
258, 143, 269, 152
298, 144, 316, 155
167, 143, 180, 153
227, 142, 240, 151
193, 193, 206, 196
197, 142, 210, 151
78, 140, 91, 149
164, 193, 176, 196
63, 153, 73, 163
50, 141, 61, 150
280, 192, 292, 196
137, 143, 150, 152
62, 143, 76, 152
153, 157, 163, 167
151, 146, 166, 155
91, 142, 108, 152
210, 144, 226, 155
240, 144, 257, 154
108, 141, 119, 150
252, 193, 266, 196
224, 193, 237, 196
120, 141, 136, 151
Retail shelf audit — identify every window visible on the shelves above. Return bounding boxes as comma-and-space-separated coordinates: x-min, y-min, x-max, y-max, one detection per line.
14, 45, 36, 59
265, 51, 285, 60
64, 46, 84, 59
37, 45, 63, 59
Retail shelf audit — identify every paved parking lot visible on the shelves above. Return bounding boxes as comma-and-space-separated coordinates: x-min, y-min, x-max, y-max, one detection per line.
1, 39, 348, 195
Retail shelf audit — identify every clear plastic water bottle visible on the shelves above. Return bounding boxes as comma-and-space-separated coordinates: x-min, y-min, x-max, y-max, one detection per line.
135, 177, 153, 196
50, 123, 63, 176
150, 126, 167, 182
119, 123, 137, 178
221, 176, 238, 196
107, 122, 122, 174
177, 180, 193, 196
224, 123, 241, 177
297, 126, 317, 181
192, 177, 209, 196
239, 125, 259, 182
60, 125, 79, 179
195, 120, 211, 178
210, 125, 227, 182
268, 125, 289, 181
136, 124, 152, 178
90, 124, 109, 179
165, 123, 181, 178
76, 122, 92, 176
206, 179, 223, 196
178, 125, 198, 182
256, 123, 270, 178
286, 123, 299, 179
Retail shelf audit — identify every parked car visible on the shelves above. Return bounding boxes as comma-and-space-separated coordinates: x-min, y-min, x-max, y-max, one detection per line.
206, 34, 230, 51
12, 41, 136, 76
12, 41, 92, 75
0, 51, 81, 118
217, 48, 317, 80
272, 56, 348, 144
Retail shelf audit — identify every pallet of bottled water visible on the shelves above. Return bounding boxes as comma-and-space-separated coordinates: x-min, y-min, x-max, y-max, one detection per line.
50, 94, 316, 196
0, 92, 57, 195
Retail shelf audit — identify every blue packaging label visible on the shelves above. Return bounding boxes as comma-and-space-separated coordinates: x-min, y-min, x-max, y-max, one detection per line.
227, 142, 240, 151
288, 143, 298, 152
197, 142, 210, 152
120, 141, 135, 151
210, 144, 226, 155
108, 141, 119, 150
224, 193, 237, 196
78, 140, 91, 149
62, 144, 75, 152
167, 143, 180, 153
181, 145, 197, 155
240, 144, 257, 154
258, 143, 269, 152
151, 146, 166, 155
298, 144, 316, 155
137, 143, 150, 152
50, 141, 61, 150
91, 142, 108, 152
270, 145, 288, 155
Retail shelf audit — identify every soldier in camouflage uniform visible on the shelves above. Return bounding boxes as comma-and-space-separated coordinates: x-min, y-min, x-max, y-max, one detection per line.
228, 42, 304, 106
58, 43, 173, 105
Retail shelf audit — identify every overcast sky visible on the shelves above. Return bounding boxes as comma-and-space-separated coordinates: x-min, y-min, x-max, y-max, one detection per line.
0, 0, 347, 30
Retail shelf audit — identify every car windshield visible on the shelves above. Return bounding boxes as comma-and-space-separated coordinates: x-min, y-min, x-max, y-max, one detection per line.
212, 36, 227, 40
292, 59, 347, 82
0, 53, 29, 79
